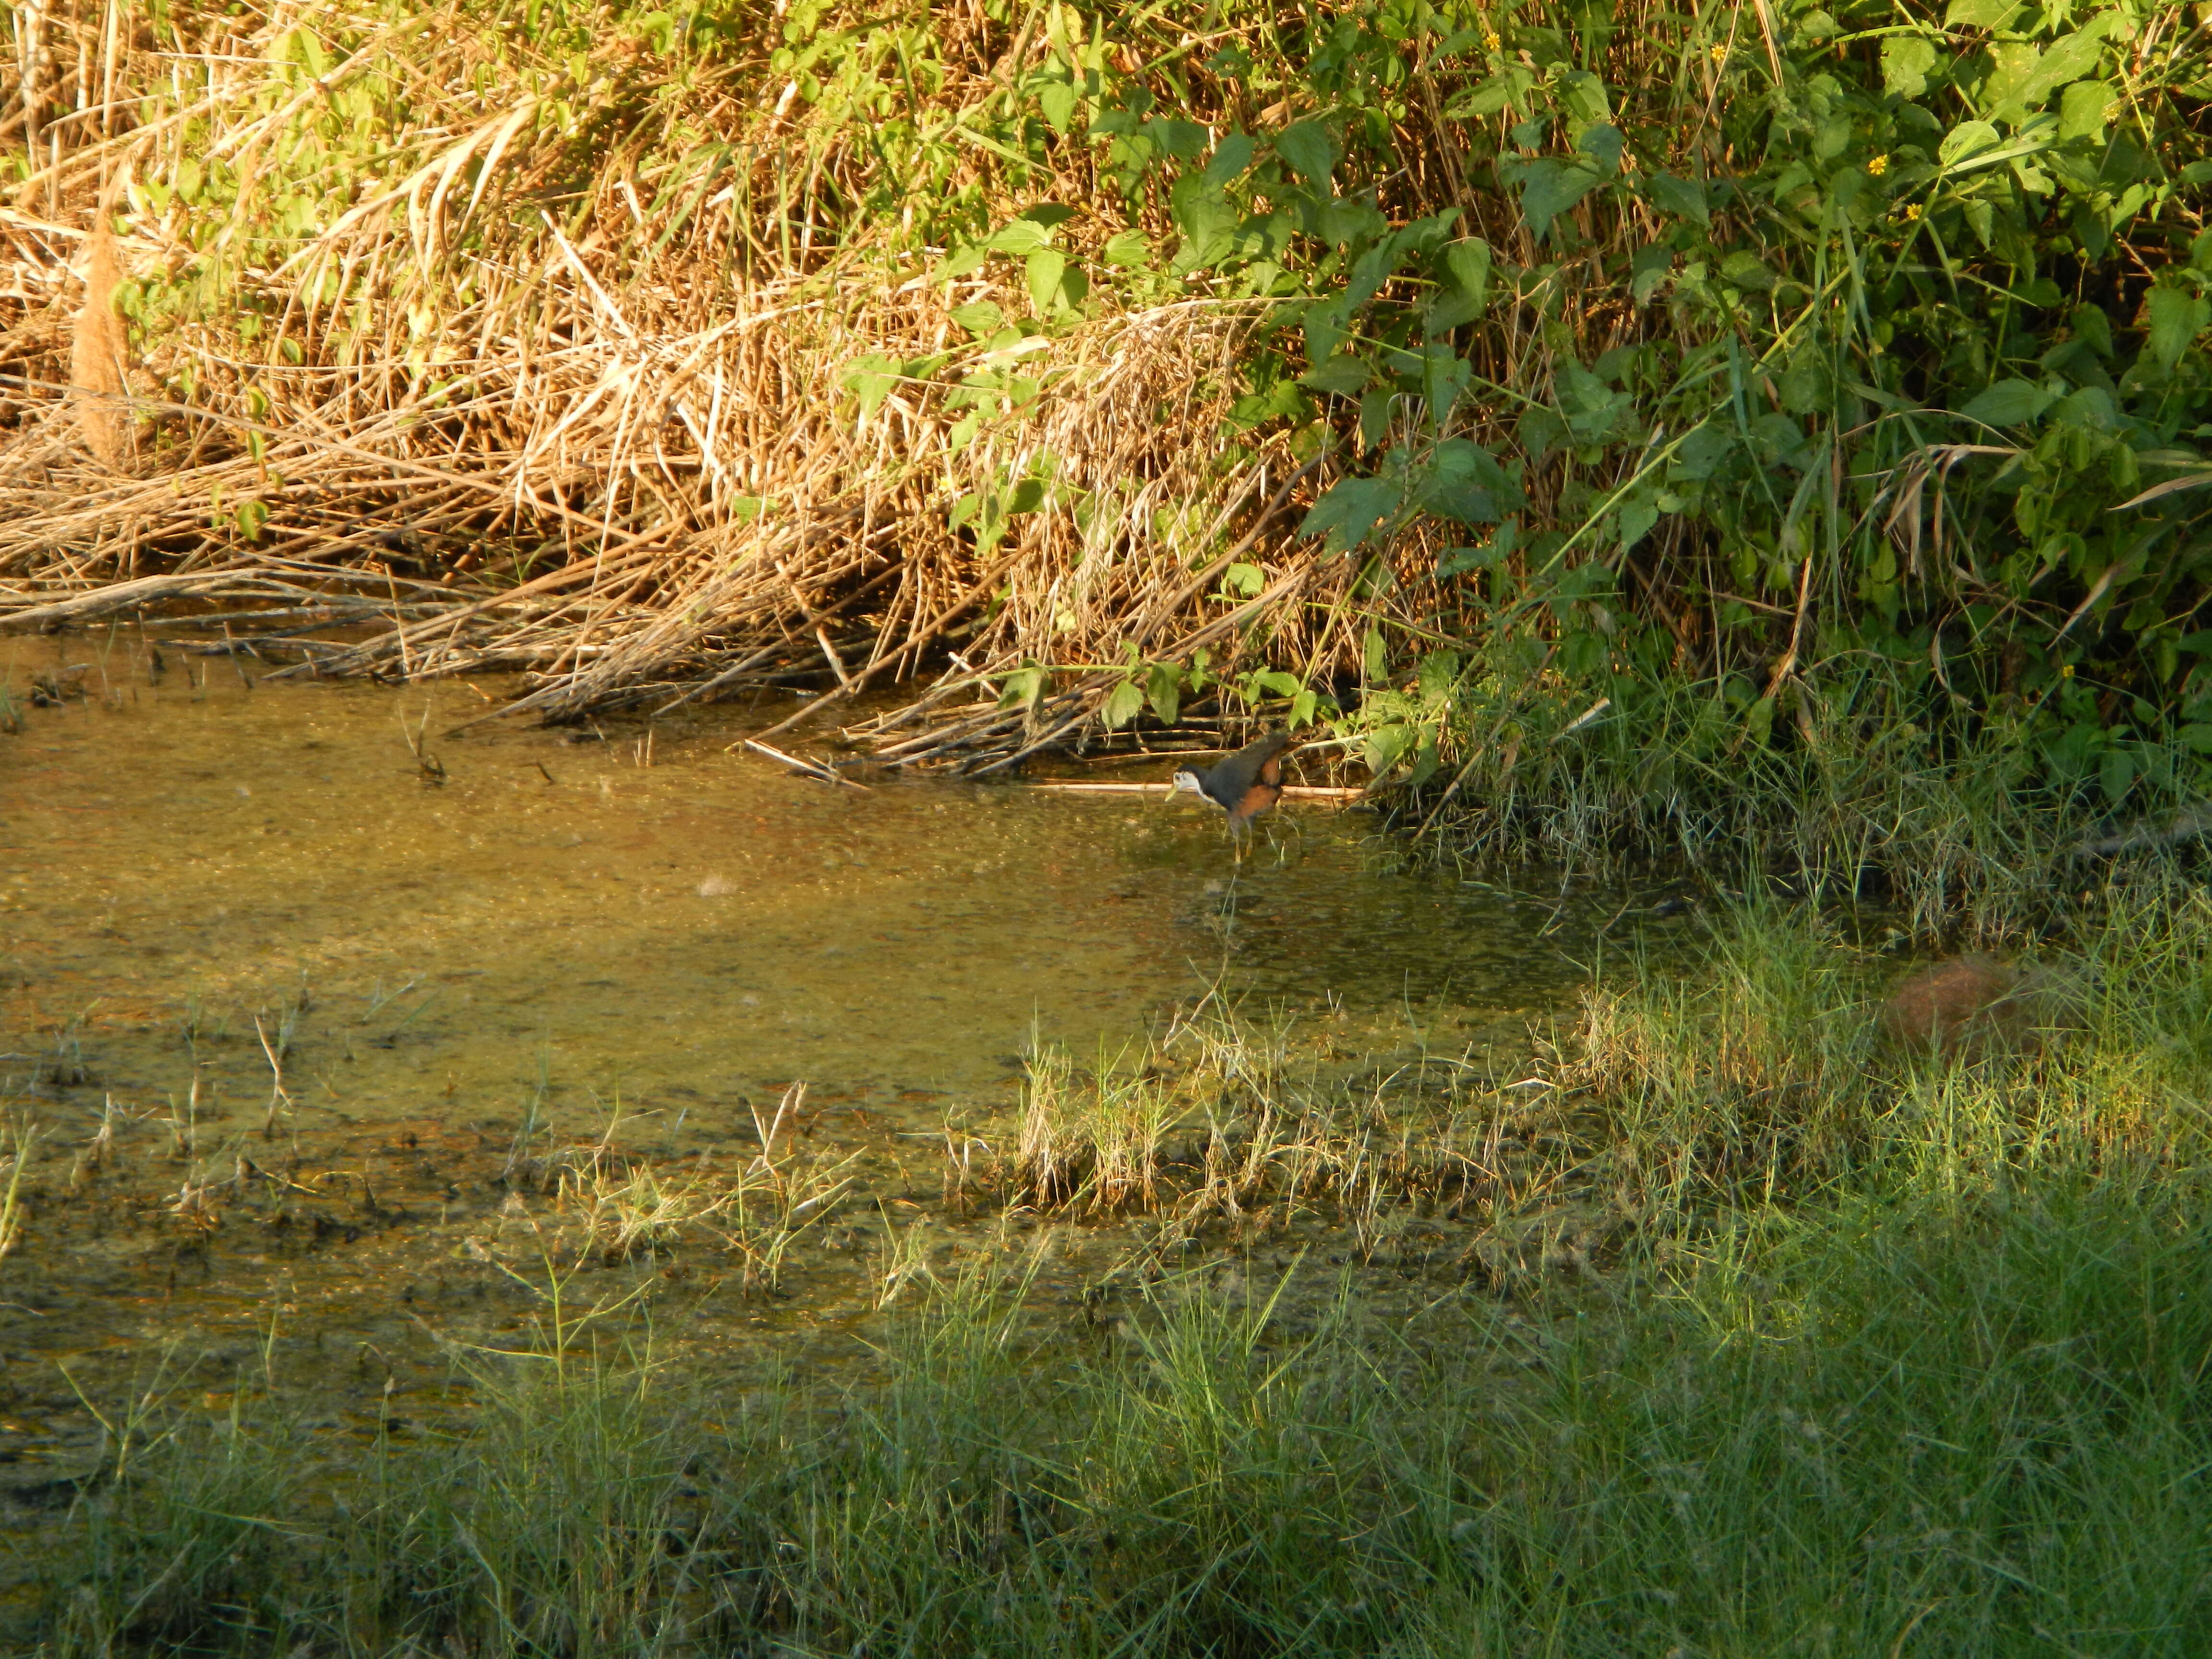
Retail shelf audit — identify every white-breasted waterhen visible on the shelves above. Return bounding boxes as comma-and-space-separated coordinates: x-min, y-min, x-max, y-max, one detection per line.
1168, 730, 1295, 843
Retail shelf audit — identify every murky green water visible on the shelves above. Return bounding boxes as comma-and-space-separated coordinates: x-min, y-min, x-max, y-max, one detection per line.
0, 633, 1620, 1487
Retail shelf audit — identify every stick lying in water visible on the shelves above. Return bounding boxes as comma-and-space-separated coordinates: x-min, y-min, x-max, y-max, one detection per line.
741, 738, 871, 790
1025, 782, 1363, 799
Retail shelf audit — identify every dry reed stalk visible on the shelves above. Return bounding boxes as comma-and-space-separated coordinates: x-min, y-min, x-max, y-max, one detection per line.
66, 170, 128, 469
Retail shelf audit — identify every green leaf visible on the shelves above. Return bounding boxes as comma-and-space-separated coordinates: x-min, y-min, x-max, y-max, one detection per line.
1037, 79, 1076, 133
997, 664, 1046, 711
1881, 36, 1938, 97
1417, 438, 1514, 524
1314, 194, 1388, 250
1025, 249, 1067, 314
1505, 158, 1604, 240
1223, 562, 1265, 598
1364, 721, 1417, 777
1257, 669, 1302, 697
842, 352, 901, 416
1720, 250, 1778, 292
1743, 694, 1776, 748
1979, 41, 2041, 116
1443, 236, 1491, 302
1421, 346, 1474, 428
1438, 518, 1516, 580
1101, 229, 1151, 267
2100, 745, 2135, 805
1944, 0, 2020, 27
1618, 496, 1659, 551
1437, 542, 1502, 578
1575, 123, 1623, 176
1937, 121, 2001, 168
1556, 68, 1611, 130
1447, 75, 1519, 118
1101, 678, 1145, 730
1230, 376, 1310, 429
2032, 27, 2113, 101
1274, 121, 1337, 185
1300, 474, 1405, 554
1146, 662, 1182, 725
1147, 118, 1207, 160
1961, 378, 2056, 427
1631, 243, 1675, 305
949, 301, 1005, 336
1169, 177, 1238, 274
1299, 353, 1373, 396
1202, 132, 1256, 188
1647, 170, 1709, 225
2070, 304, 2114, 359
937, 245, 988, 281
988, 219, 1053, 257
1427, 237, 1493, 333
2146, 287, 2211, 372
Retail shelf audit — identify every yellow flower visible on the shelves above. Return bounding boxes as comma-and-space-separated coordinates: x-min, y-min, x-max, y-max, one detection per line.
1867, 154, 1888, 176
1902, 202, 1922, 220
2061, 663, 2075, 678
1484, 29, 1501, 51
1710, 43, 1727, 63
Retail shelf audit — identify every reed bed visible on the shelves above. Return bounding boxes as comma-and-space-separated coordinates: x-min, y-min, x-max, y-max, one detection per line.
0, 0, 1357, 759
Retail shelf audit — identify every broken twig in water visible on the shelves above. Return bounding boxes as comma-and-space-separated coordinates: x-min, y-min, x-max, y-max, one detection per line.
1024, 782, 1363, 799
741, 739, 872, 790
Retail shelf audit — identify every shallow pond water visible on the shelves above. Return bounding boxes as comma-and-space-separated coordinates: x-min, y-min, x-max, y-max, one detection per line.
0, 631, 1637, 1494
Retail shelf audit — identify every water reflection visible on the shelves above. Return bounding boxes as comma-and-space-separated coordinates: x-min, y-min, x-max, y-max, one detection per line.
2, 638, 1593, 1135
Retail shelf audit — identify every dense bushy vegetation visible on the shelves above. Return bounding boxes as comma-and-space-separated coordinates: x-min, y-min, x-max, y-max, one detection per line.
3, 1, 2208, 883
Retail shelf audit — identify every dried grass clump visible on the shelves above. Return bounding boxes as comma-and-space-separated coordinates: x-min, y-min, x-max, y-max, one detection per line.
66, 184, 131, 469
996, 1005, 1566, 1266
0, 0, 1366, 765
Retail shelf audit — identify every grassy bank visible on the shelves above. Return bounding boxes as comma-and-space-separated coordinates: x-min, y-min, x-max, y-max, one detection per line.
33, 1189, 2212, 1656
5, 1, 2210, 913
18, 878, 2212, 1655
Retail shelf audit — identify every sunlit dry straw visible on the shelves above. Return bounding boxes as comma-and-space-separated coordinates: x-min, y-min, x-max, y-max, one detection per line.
0, 0, 1370, 767
749, 1081, 805, 1174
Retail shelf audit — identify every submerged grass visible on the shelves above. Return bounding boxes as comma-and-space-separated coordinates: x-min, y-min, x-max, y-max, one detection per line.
19, 878, 2212, 1656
